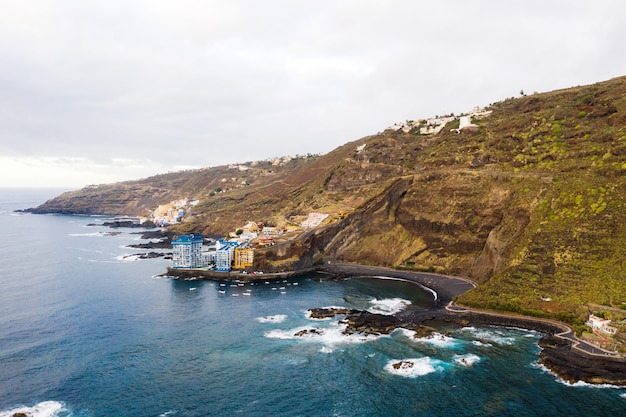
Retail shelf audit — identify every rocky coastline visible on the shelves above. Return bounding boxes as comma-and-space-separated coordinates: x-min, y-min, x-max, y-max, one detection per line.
444, 307, 626, 385
165, 262, 626, 386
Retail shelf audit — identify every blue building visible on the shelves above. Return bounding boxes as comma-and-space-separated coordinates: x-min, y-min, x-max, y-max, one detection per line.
215, 239, 239, 272
172, 234, 203, 268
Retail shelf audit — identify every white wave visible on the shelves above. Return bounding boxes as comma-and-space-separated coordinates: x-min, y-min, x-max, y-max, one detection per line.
417, 332, 459, 348
68, 232, 104, 237
454, 353, 481, 366
384, 357, 443, 378
558, 376, 625, 389
472, 340, 492, 347
319, 346, 333, 354
367, 298, 411, 315
159, 410, 178, 417
368, 275, 438, 301
117, 254, 140, 261
264, 323, 384, 347
532, 362, 625, 389
396, 328, 460, 349
621, 393, 626, 399
87, 259, 120, 264
464, 328, 516, 346
256, 314, 288, 323
0, 401, 65, 417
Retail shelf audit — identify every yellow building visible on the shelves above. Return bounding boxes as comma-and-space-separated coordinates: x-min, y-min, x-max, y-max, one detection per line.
234, 247, 254, 269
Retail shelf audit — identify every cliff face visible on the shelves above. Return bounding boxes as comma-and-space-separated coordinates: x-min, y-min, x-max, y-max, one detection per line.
28, 76, 626, 320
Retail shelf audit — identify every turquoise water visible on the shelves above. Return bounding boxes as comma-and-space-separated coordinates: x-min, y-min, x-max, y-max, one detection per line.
1, 189, 626, 416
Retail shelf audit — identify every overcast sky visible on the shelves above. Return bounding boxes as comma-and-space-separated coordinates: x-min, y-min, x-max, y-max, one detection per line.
1, 0, 625, 188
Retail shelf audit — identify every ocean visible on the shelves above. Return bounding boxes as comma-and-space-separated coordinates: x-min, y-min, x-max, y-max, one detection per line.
1, 188, 625, 417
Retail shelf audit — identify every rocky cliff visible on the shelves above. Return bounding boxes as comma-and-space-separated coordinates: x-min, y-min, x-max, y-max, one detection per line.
27, 75, 626, 322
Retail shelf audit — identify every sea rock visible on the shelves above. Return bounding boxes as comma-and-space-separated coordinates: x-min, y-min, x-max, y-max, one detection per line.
406, 323, 437, 338
344, 311, 406, 335
308, 307, 358, 319
294, 328, 324, 337
123, 252, 169, 260
101, 220, 157, 228
392, 360, 414, 370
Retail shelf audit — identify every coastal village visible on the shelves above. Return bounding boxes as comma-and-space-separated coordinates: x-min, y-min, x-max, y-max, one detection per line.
385, 106, 492, 135
170, 212, 328, 272
163, 107, 494, 273
127, 105, 626, 356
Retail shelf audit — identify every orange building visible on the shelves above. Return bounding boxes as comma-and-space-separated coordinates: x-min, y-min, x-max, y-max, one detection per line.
234, 247, 254, 269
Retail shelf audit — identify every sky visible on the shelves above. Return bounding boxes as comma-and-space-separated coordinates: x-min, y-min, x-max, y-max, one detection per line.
1, 0, 625, 188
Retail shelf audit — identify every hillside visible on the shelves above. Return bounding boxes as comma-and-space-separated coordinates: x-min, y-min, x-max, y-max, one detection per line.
30, 76, 626, 324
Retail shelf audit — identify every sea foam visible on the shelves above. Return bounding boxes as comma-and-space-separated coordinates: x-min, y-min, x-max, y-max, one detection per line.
463, 328, 516, 346
454, 353, 481, 366
68, 232, 105, 237
264, 323, 384, 347
417, 332, 460, 349
384, 357, 443, 378
0, 401, 65, 417
256, 314, 288, 323
367, 298, 411, 315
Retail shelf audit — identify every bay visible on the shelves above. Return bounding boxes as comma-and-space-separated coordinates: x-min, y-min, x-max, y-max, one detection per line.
1, 188, 625, 416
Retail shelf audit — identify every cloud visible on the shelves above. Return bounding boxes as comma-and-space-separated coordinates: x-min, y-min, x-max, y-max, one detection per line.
0, 0, 624, 187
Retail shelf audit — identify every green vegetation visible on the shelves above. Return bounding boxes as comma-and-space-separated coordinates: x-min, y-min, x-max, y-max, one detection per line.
32, 75, 626, 323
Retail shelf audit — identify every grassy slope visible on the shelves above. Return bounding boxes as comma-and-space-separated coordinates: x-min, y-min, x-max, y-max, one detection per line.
454, 77, 626, 323
31, 76, 626, 323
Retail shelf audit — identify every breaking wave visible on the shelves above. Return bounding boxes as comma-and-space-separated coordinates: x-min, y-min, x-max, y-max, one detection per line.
384, 357, 444, 378
0, 401, 67, 417
367, 298, 411, 315
256, 314, 288, 323
454, 353, 481, 366
264, 323, 384, 347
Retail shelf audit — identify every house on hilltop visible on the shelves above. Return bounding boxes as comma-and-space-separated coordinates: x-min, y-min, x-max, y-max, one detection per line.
586, 314, 618, 335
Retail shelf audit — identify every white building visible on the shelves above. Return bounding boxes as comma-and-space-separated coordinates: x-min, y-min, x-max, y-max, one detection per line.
215, 240, 239, 271
586, 314, 618, 335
